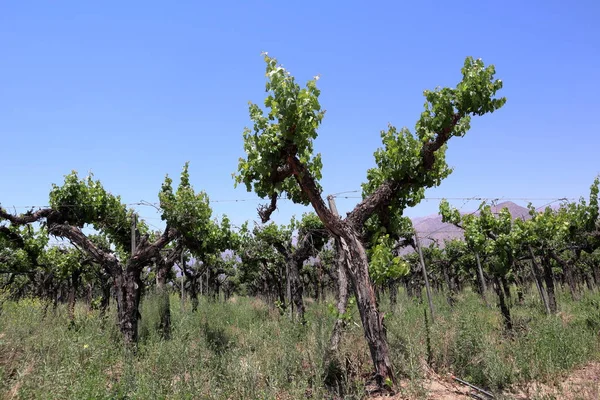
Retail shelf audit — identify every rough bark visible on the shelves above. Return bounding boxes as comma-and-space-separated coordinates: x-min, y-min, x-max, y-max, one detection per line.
329, 252, 349, 352
113, 268, 143, 345
493, 276, 513, 331
516, 280, 524, 305
405, 278, 415, 299
592, 264, 600, 287
549, 249, 578, 300
86, 283, 93, 312
340, 232, 395, 387
501, 276, 512, 306
181, 263, 202, 312
285, 259, 292, 318
190, 280, 199, 311
156, 264, 171, 339
541, 253, 558, 314
155, 246, 182, 339
100, 280, 111, 315
67, 269, 81, 324
441, 262, 456, 307
268, 230, 324, 324
389, 280, 398, 307
314, 261, 322, 302
287, 257, 305, 323
585, 272, 595, 291
323, 237, 350, 393
529, 246, 551, 315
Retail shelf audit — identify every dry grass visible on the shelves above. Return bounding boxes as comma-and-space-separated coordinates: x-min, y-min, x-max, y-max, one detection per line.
0, 288, 599, 399
4, 360, 34, 400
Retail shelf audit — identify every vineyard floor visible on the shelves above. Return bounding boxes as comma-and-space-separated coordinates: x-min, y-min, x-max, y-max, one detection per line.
1, 287, 599, 399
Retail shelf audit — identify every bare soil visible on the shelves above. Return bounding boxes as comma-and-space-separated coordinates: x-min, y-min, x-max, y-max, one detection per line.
371, 362, 600, 399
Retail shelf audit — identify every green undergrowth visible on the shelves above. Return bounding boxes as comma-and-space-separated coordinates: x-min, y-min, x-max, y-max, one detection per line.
384, 287, 600, 397
0, 287, 599, 399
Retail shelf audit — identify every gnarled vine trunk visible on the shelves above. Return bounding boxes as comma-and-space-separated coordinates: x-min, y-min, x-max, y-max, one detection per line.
549, 249, 578, 300
287, 257, 306, 323
99, 278, 111, 316
493, 276, 512, 331
389, 279, 398, 307
529, 246, 551, 314
68, 269, 81, 324
339, 232, 394, 387
442, 262, 456, 307
156, 264, 171, 339
323, 237, 350, 393
190, 278, 200, 311
541, 253, 558, 314
114, 268, 143, 345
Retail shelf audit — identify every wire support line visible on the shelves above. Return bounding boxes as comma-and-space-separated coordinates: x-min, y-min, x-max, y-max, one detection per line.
0, 195, 581, 211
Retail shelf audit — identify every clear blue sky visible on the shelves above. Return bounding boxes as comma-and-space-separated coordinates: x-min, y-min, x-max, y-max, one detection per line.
1, 0, 599, 232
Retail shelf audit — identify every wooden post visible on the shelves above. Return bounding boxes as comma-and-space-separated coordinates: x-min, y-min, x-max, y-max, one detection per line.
180, 251, 185, 305
529, 245, 551, 315
286, 260, 293, 318
475, 252, 488, 305
131, 213, 137, 255
415, 233, 435, 323
323, 195, 350, 387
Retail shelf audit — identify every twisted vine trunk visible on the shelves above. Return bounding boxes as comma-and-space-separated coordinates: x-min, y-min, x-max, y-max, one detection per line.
592, 264, 600, 287
99, 285, 110, 317
190, 277, 200, 312
0, 209, 179, 347
323, 237, 350, 393
442, 263, 456, 307
541, 254, 558, 314
156, 265, 171, 339
181, 267, 200, 312
313, 263, 322, 302
549, 249, 578, 300
340, 233, 394, 387
287, 257, 306, 323
389, 280, 398, 307
493, 276, 512, 331
68, 269, 81, 324
86, 283, 93, 312
501, 276, 512, 306
114, 268, 142, 345
529, 246, 551, 315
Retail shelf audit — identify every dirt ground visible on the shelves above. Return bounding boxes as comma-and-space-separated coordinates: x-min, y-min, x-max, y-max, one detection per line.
370, 362, 600, 399
510, 362, 600, 400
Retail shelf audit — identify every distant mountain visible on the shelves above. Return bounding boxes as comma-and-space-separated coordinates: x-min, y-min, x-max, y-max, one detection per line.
402, 201, 532, 252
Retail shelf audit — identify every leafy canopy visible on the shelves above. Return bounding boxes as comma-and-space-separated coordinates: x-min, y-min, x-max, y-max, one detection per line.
521, 177, 599, 251
49, 171, 146, 252
369, 234, 410, 284
159, 162, 213, 253
234, 53, 324, 204
440, 200, 518, 274
0, 226, 48, 272
362, 57, 506, 227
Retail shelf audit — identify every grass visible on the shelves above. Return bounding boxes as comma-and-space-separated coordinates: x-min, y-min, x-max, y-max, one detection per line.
0, 286, 599, 399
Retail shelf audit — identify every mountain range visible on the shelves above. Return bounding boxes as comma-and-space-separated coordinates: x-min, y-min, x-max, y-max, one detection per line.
408, 201, 536, 250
